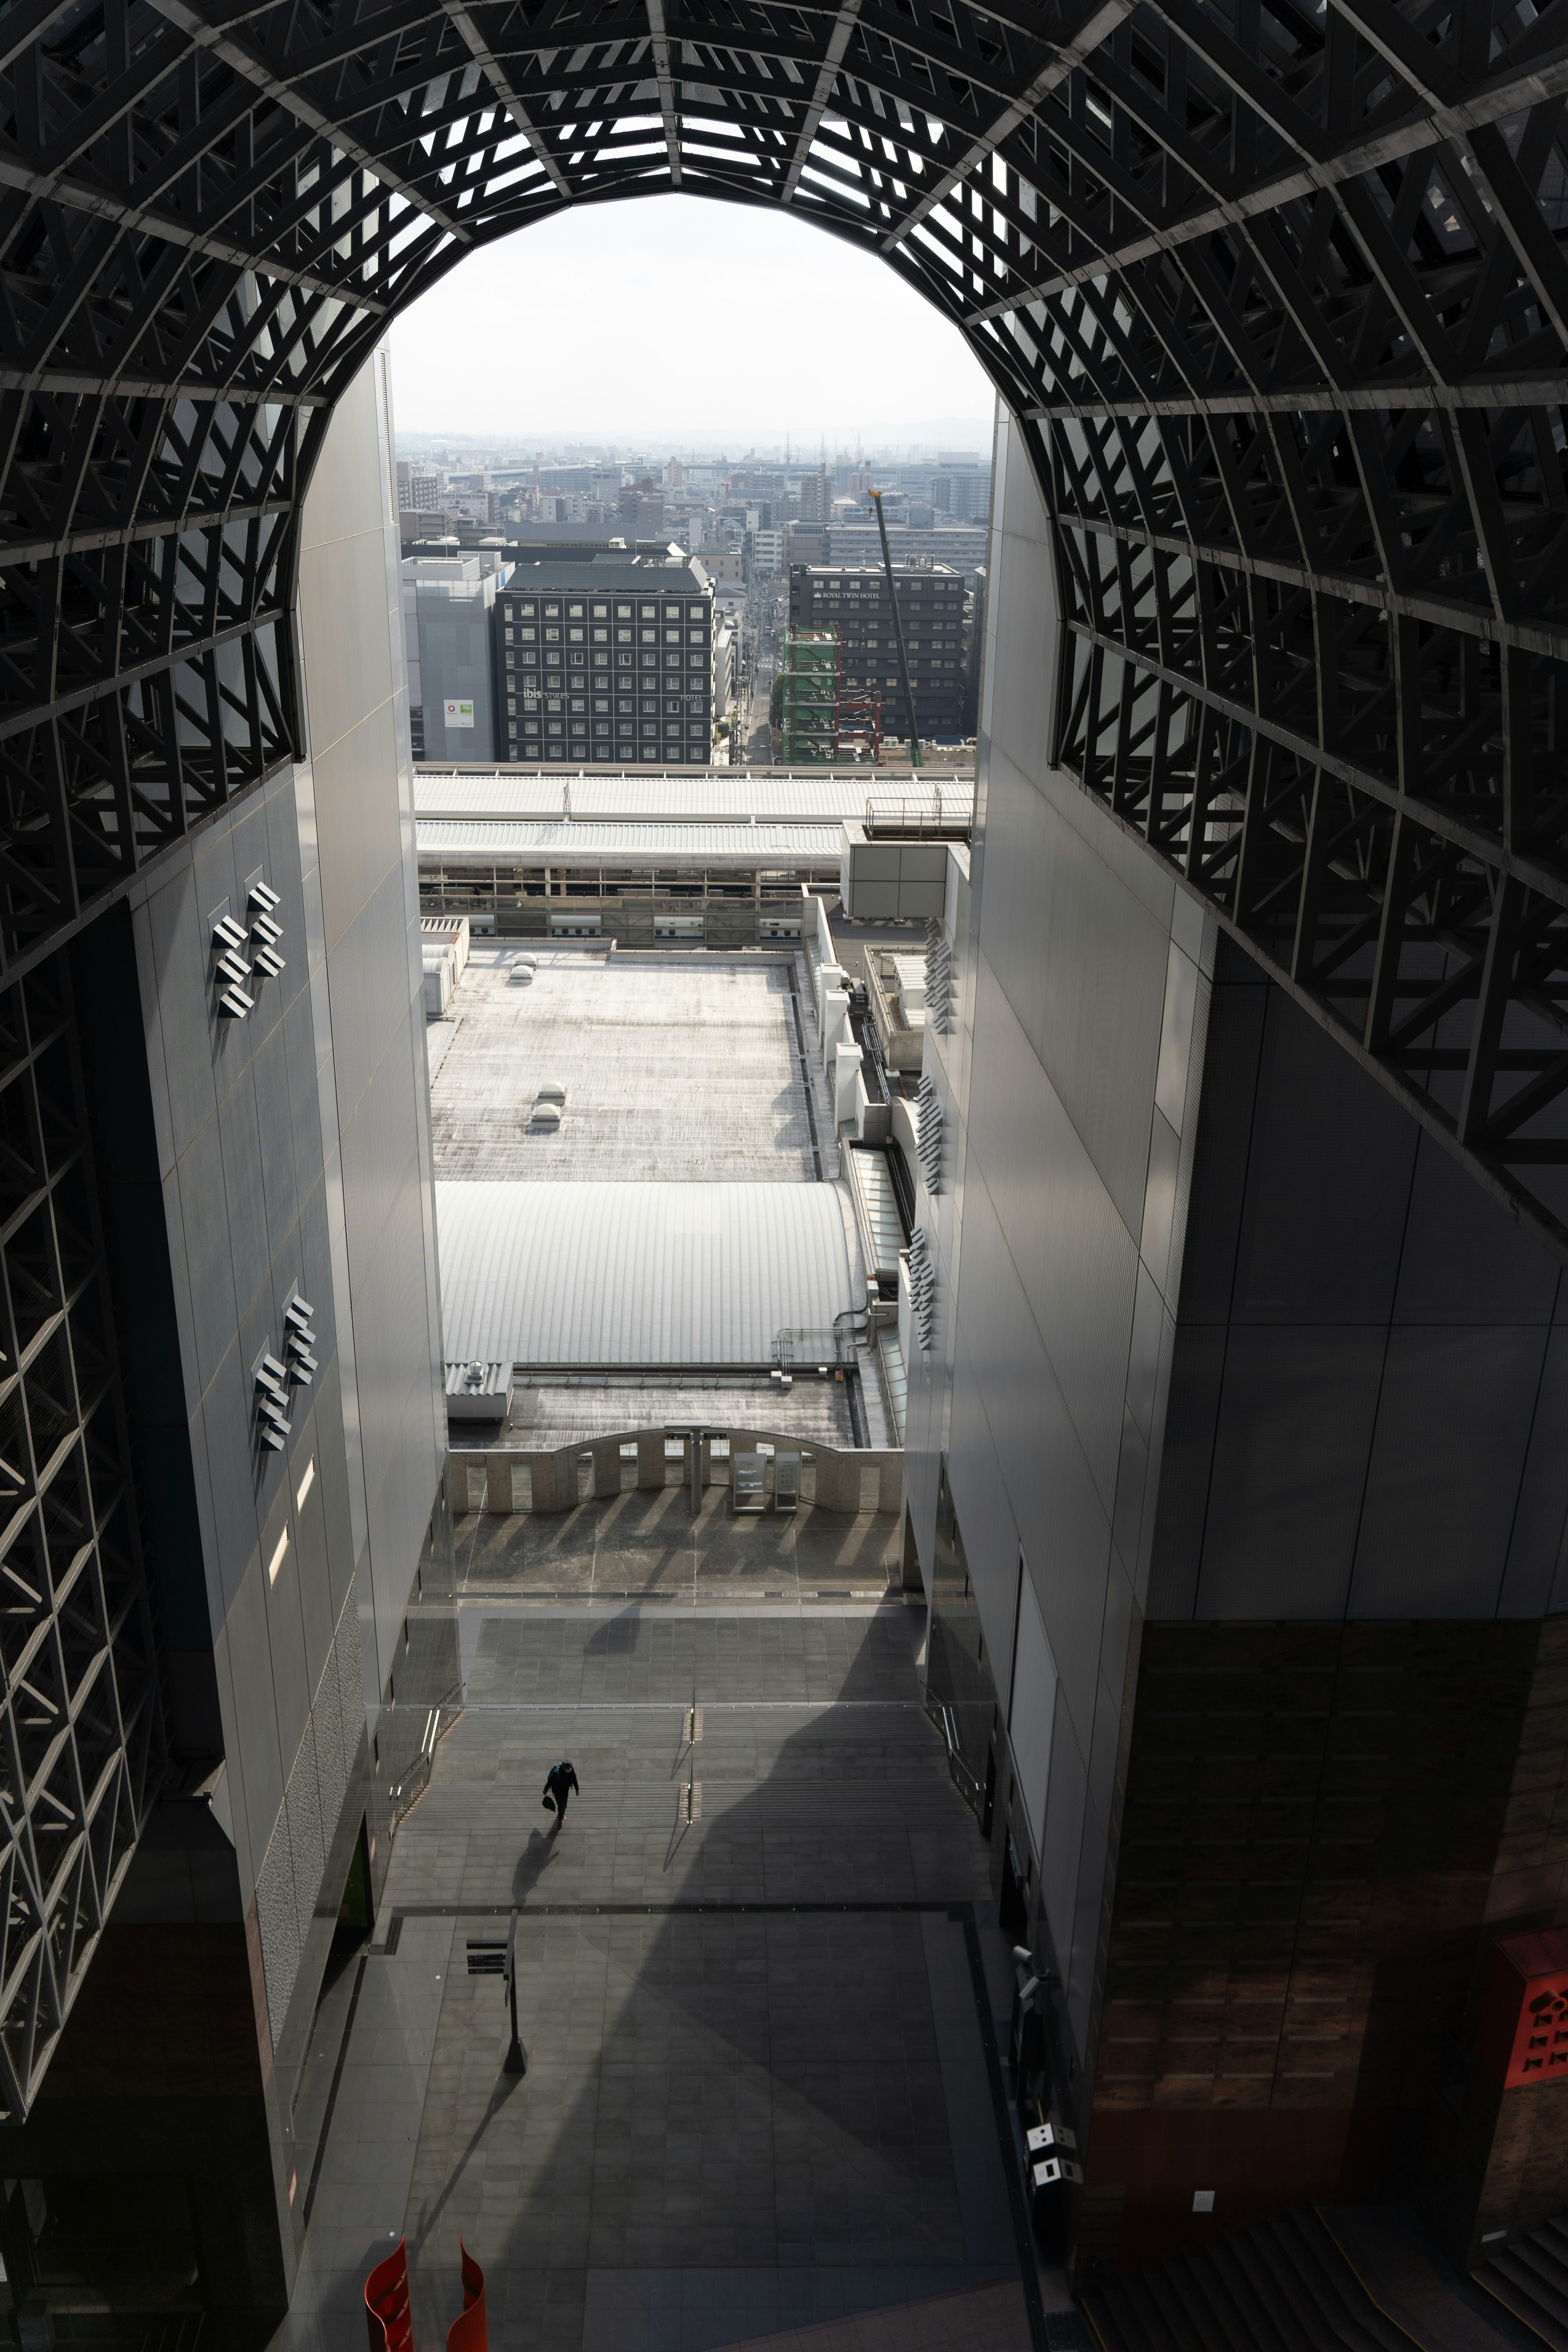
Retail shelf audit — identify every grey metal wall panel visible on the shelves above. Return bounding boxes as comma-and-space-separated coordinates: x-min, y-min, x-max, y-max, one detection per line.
1348, 1326, 1549, 1617
1195, 1326, 1388, 1620
1176, 974, 1266, 1326
916, 410, 1214, 2083
967, 953, 1140, 1517
944, 1332, 1025, 1704
1142, 1323, 1225, 1619
1393, 1141, 1561, 1327
1042, 1699, 1089, 2016
980, 768, 1174, 1242
957, 1168, 1112, 1756
1230, 1000, 1418, 1325
1501, 1329, 1568, 1618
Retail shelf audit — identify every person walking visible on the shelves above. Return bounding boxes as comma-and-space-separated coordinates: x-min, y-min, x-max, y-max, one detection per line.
543, 1757, 579, 1830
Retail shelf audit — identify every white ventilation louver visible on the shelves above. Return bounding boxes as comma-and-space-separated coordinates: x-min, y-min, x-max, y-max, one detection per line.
907, 1227, 937, 1354
924, 919, 953, 1037
284, 1294, 318, 1386
915, 1073, 943, 1195
254, 1351, 291, 1450
214, 878, 286, 1022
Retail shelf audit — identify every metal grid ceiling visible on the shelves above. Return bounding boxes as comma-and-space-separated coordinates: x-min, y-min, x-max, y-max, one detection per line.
0, 0, 1566, 1247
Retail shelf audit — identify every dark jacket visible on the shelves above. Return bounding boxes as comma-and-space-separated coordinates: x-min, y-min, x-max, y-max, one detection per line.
544, 1761, 580, 1802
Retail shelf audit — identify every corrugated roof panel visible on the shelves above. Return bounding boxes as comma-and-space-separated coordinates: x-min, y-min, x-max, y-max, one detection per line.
416, 820, 851, 861
437, 1180, 853, 1367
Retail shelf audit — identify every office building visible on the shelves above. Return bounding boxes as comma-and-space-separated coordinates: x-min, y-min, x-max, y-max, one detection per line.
495, 555, 715, 764
789, 564, 968, 739
401, 550, 508, 761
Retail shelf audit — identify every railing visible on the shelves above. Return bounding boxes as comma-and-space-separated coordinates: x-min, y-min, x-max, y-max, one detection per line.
388, 1700, 461, 1831
774, 1304, 869, 1371
932, 1701, 987, 1819
863, 783, 976, 837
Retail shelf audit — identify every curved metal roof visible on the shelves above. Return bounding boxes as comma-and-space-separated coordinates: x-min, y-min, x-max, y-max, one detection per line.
437, 1182, 854, 1368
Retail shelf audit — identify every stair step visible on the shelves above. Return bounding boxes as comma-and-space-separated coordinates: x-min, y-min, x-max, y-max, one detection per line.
1481, 2245, 1568, 2346
1079, 2206, 1424, 2352
1168, 2252, 1275, 2352
1497, 2241, 1568, 2317
1270, 2213, 1416, 2352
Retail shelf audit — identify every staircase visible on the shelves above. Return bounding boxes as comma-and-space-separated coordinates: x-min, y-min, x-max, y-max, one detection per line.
1476, 2217, 1568, 2348
1080, 2209, 1419, 2352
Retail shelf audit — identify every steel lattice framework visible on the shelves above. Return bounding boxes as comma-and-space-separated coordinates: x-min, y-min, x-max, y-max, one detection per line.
0, 0, 1566, 1250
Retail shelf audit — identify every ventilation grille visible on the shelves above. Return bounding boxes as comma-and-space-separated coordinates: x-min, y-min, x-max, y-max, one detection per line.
916, 1073, 943, 1195
924, 920, 952, 1037
908, 1226, 937, 1353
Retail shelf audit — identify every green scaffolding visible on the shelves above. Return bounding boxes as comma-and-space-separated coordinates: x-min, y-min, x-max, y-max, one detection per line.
779, 627, 840, 766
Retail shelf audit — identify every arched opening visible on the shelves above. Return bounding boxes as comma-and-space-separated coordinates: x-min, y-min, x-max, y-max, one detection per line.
0, 0, 1564, 1246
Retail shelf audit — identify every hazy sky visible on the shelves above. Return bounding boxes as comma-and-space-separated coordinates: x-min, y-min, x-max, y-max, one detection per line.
388, 194, 996, 446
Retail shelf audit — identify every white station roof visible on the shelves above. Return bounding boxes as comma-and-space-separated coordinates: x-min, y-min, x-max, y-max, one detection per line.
437, 1180, 854, 1368
415, 769, 973, 825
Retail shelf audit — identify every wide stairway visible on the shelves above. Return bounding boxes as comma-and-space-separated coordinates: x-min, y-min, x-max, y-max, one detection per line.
1079, 2210, 1419, 2352
1475, 2216, 1568, 2348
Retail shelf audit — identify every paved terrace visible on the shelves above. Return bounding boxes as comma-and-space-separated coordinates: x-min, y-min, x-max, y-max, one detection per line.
271, 1567, 1081, 2352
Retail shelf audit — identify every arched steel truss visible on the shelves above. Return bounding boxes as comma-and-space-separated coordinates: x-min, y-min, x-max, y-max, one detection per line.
0, 0, 1567, 1257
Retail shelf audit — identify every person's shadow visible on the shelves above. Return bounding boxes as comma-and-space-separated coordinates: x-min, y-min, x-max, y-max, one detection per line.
511, 1828, 560, 1904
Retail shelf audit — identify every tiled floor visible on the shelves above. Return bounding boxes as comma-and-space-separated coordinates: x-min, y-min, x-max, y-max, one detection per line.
270, 1599, 1060, 2352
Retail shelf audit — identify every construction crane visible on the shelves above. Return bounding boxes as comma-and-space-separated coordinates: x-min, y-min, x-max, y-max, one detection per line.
868, 487, 921, 771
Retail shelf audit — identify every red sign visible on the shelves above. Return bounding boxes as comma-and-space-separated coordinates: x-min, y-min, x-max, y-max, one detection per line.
1477, 1928, 1568, 2089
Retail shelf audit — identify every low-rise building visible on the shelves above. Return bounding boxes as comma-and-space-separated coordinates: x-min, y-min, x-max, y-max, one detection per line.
402, 549, 509, 761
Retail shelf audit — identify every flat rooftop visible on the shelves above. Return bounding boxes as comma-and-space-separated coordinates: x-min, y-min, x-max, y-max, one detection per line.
430, 947, 824, 1183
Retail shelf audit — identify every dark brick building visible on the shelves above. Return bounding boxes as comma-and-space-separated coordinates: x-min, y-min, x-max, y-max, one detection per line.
787, 563, 967, 739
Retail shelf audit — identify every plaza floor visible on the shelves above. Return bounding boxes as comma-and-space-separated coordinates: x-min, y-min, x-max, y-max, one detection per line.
269, 1585, 1080, 2352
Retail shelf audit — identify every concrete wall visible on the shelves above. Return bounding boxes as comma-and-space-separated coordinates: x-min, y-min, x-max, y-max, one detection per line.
903, 404, 1214, 2084
450, 1432, 902, 1516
